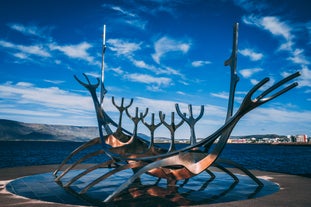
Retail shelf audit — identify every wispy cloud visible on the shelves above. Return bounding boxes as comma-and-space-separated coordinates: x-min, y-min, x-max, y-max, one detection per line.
239, 48, 263, 61
110, 6, 136, 18
234, 106, 311, 135
240, 68, 263, 78
242, 15, 310, 67
0, 81, 98, 125
49, 42, 97, 64
233, 0, 269, 12
107, 38, 184, 78
44, 79, 65, 84
107, 38, 141, 57
191, 60, 212, 67
131, 59, 158, 72
248, 107, 311, 123
0, 40, 51, 58
130, 58, 183, 77
8, 23, 52, 40
282, 66, 311, 88
124, 19, 147, 30
243, 16, 293, 51
0, 82, 93, 111
0, 23, 100, 66
287, 48, 310, 65
104, 5, 147, 30
124, 73, 172, 91
109, 67, 124, 75
152, 36, 191, 64
210, 91, 228, 99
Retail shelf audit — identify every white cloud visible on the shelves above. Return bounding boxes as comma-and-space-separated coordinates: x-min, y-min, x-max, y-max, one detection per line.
242, 15, 310, 66
249, 77, 275, 92
177, 91, 186, 95
134, 97, 226, 121
0, 81, 306, 136
250, 79, 259, 85
13, 52, 28, 59
210, 92, 228, 99
243, 16, 292, 41
0, 107, 61, 117
131, 57, 183, 77
110, 67, 124, 75
242, 15, 294, 51
233, 105, 311, 135
295, 66, 311, 88
110, 6, 136, 18
0, 82, 88, 109
191, 60, 211, 67
0, 40, 51, 58
44, 79, 65, 84
0, 81, 99, 126
152, 36, 190, 64
124, 73, 171, 88
239, 48, 263, 61
210, 91, 243, 104
104, 5, 147, 30
107, 39, 141, 57
49, 42, 95, 63
163, 66, 183, 77
248, 107, 311, 123
125, 19, 147, 30
233, 0, 269, 12
240, 68, 263, 78
287, 49, 310, 65
261, 16, 292, 41
8, 23, 48, 38
131, 59, 158, 72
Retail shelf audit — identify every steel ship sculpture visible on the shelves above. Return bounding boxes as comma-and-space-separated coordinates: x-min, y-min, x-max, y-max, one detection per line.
53, 23, 300, 205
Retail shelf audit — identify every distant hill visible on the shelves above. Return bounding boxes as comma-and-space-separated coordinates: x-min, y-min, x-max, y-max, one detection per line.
230, 134, 287, 139
0, 119, 288, 143
0, 119, 98, 142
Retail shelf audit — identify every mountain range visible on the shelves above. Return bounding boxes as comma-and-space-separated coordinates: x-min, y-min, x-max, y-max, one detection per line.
0, 119, 98, 142
0, 119, 286, 142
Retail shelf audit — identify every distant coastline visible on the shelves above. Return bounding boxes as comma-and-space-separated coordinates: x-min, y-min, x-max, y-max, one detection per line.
0, 119, 310, 145
270, 142, 311, 146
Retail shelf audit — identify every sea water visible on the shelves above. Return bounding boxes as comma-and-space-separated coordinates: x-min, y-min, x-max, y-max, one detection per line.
0, 141, 310, 176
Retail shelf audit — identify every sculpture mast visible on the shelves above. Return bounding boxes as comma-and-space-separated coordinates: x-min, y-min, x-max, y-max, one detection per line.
224, 23, 239, 120
100, 24, 107, 104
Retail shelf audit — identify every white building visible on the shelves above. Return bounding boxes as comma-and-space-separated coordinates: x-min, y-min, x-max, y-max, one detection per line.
296, 134, 308, 143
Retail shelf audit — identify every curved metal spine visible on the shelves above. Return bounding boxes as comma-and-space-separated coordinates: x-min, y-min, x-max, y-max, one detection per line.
216, 158, 263, 186
53, 137, 100, 177
64, 159, 117, 187
80, 161, 146, 194
55, 149, 105, 182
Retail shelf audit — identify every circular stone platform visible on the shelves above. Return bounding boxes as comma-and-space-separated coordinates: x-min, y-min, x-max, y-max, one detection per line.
0, 165, 310, 207
5, 168, 278, 206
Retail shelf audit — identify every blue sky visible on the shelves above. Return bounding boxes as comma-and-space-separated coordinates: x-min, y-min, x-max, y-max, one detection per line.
0, 0, 310, 138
